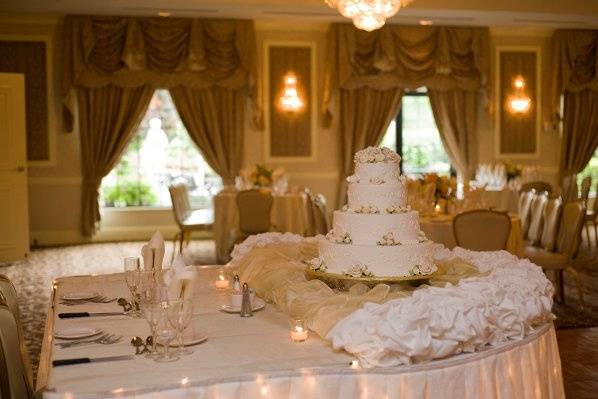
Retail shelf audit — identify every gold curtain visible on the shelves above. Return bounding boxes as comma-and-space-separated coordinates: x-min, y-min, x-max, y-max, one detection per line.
322, 23, 489, 125
78, 85, 154, 236
169, 87, 245, 185
337, 87, 404, 204
428, 89, 478, 181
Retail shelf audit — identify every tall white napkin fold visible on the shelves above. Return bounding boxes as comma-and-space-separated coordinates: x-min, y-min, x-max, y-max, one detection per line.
164, 254, 197, 301
141, 231, 165, 270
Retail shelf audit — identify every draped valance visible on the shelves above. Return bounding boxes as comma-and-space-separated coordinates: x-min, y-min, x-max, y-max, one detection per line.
322, 23, 490, 122
550, 29, 598, 122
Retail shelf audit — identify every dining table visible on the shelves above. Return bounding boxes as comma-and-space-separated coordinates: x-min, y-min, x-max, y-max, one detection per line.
213, 189, 311, 264
37, 265, 564, 399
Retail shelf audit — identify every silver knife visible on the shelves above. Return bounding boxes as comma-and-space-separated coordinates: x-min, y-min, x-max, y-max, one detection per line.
53, 355, 133, 367
58, 312, 124, 319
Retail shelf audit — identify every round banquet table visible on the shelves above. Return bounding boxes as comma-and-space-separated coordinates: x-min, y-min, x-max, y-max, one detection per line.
213, 190, 310, 263
420, 213, 524, 257
481, 187, 519, 213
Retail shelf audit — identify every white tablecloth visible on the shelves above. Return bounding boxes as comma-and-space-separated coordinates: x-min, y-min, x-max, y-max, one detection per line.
213, 191, 310, 263
39, 267, 564, 398
481, 187, 519, 213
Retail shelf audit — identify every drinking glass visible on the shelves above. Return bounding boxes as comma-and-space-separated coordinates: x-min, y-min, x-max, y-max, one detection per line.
154, 304, 179, 362
123, 257, 141, 316
138, 271, 168, 359
167, 299, 195, 356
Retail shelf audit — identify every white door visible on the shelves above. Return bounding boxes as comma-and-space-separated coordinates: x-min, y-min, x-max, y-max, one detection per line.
0, 73, 29, 261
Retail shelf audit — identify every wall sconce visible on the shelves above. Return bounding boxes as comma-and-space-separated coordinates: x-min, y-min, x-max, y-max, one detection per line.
278, 72, 304, 113
506, 75, 531, 114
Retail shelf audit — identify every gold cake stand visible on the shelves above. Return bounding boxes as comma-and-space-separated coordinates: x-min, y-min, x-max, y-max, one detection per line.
305, 267, 437, 291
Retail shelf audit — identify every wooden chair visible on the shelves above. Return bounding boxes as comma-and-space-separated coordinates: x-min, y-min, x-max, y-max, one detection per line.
583, 181, 598, 246
235, 189, 273, 242
525, 191, 548, 245
524, 201, 586, 308
453, 210, 512, 251
168, 184, 214, 255
0, 275, 34, 399
518, 190, 536, 236
520, 181, 553, 194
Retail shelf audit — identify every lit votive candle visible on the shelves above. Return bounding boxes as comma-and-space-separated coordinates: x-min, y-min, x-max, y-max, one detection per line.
215, 270, 229, 289
290, 319, 308, 342
434, 203, 442, 214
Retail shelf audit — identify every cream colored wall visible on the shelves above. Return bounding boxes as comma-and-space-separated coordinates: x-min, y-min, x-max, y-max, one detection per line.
0, 15, 562, 246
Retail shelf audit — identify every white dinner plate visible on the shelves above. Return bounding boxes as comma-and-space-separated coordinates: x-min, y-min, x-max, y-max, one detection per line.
165, 332, 208, 347
60, 292, 100, 301
54, 327, 103, 340
219, 298, 266, 314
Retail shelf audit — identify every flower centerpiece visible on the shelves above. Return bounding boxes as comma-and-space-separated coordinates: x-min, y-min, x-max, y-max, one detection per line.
238, 164, 287, 190
422, 173, 457, 201
503, 161, 522, 182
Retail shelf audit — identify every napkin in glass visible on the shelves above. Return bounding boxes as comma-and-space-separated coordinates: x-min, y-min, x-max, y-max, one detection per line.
141, 231, 165, 270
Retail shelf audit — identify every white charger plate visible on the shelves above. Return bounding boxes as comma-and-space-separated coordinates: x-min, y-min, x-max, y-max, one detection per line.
165, 333, 208, 347
219, 298, 266, 313
60, 292, 100, 301
54, 327, 103, 340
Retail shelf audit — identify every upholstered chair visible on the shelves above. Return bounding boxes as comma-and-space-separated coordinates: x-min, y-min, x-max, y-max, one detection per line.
303, 190, 316, 236
538, 197, 563, 252
235, 189, 274, 242
520, 181, 553, 194
583, 181, 598, 246
525, 192, 549, 245
0, 276, 34, 398
453, 210, 512, 251
524, 201, 586, 308
519, 190, 536, 235
168, 183, 214, 256
311, 193, 330, 235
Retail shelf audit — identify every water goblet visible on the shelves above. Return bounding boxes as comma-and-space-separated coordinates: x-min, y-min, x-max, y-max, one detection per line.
167, 299, 195, 356
123, 257, 141, 316
154, 304, 179, 363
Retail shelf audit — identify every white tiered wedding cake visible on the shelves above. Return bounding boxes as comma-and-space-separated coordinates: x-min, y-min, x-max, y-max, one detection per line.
314, 147, 436, 278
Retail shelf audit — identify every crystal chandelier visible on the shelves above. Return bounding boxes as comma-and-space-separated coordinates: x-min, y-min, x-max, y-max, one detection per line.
325, 0, 413, 31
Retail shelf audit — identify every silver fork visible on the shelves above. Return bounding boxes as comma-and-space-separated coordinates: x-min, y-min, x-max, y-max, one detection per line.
56, 334, 122, 349
60, 296, 117, 305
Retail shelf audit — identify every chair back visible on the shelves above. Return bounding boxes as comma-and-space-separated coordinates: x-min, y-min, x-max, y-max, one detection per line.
556, 201, 586, 257
312, 194, 330, 235
303, 191, 316, 236
519, 190, 536, 234
594, 182, 598, 214
236, 189, 273, 235
169, 184, 192, 226
580, 176, 592, 205
526, 192, 548, 244
540, 197, 563, 251
520, 181, 553, 194
453, 210, 512, 251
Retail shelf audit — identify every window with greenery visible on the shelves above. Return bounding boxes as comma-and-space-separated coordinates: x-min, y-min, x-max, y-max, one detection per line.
101, 90, 222, 208
577, 148, 598, 195
380, 90, 451, 176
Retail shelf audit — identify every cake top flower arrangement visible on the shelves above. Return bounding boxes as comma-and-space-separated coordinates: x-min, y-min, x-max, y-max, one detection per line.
354, 146, 401, 164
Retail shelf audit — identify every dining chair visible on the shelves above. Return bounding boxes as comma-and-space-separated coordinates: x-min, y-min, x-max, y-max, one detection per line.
168, 183, 214, 256
519, 189, 536, 236
524, 201, 586, 308
525, 191, 548, 245
311, 193, 330, 235
235, 189, 274, 241
580, 176, 592, 207
0, 276, 34, 399
303, 190, 316, 236
538, 197, 563, 252
453, 210, 512, 251
520, 181, 553, 194
584, 181, 598, 247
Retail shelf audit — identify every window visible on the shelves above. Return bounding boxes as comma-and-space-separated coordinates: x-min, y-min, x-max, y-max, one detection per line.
101, 90, 222, 209
578, 148, 598, 195
380, 90, 451, 177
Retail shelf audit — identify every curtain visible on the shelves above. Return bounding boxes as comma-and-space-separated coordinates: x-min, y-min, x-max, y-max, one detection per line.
337, 87, 404, 204
428, 89, 478, 181
170, 86, 245, 185
78, 85, 154, 236
560, 89, 598, 201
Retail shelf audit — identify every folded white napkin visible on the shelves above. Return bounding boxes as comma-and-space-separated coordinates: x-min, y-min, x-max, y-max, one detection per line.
141, 231, 165, 270
165, 254, 197, 301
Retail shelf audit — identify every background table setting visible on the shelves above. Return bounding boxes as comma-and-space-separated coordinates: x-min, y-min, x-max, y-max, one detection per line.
37, 232, 564, 398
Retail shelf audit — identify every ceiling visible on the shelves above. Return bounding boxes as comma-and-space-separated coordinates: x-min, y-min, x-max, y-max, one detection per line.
1, 0, 597, 28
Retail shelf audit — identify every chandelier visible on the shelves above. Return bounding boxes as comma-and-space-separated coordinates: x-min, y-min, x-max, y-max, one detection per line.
325, 0, 413, 31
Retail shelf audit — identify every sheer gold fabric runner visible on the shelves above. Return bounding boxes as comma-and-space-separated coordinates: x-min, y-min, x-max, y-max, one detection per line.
231, 242, 481, 339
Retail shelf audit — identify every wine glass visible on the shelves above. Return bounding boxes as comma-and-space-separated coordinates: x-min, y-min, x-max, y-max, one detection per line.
138, 271, 168, 359
167, 299, 195, 356
123, 257, 141, 316
154, 303, 179, 363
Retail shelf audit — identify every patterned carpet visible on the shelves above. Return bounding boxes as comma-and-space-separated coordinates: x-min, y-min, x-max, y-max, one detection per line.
0, 236, 596, 382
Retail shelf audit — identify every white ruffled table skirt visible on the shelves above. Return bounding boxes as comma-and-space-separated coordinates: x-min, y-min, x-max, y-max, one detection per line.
39, 267, 564, 399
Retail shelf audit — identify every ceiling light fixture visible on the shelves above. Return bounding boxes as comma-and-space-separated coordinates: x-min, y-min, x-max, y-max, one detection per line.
419, 19, 433, 25
157, 11, 171, 17
325, 0, 413, 31
506, 75, 531, 114
278, 72, 305, 113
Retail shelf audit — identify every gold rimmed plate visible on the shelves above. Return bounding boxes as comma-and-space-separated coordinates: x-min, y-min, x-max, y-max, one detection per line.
305, 268, 437, 290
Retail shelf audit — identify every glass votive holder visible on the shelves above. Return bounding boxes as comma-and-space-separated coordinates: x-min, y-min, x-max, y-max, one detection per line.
214, 269, 230, 289
290, 319, 308, 342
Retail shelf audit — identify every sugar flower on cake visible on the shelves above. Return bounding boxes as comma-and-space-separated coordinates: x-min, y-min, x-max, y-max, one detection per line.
354, 146, 401, 164
346, 175, 360, 184
377, 232, 401, 246
417, 231, 429, 243
369, 177, 385, 185
304, 257, 326, 272
344, 263, 373, 278
340, 205, 355, 213
386, 205, 411, 214
410, 263, 435, 276
355, 205, 380, 214
335, 232, 352, 244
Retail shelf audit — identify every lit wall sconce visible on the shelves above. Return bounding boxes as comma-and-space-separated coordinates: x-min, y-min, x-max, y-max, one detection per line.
278, 72, 304, 113
506, 75, 531, 114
